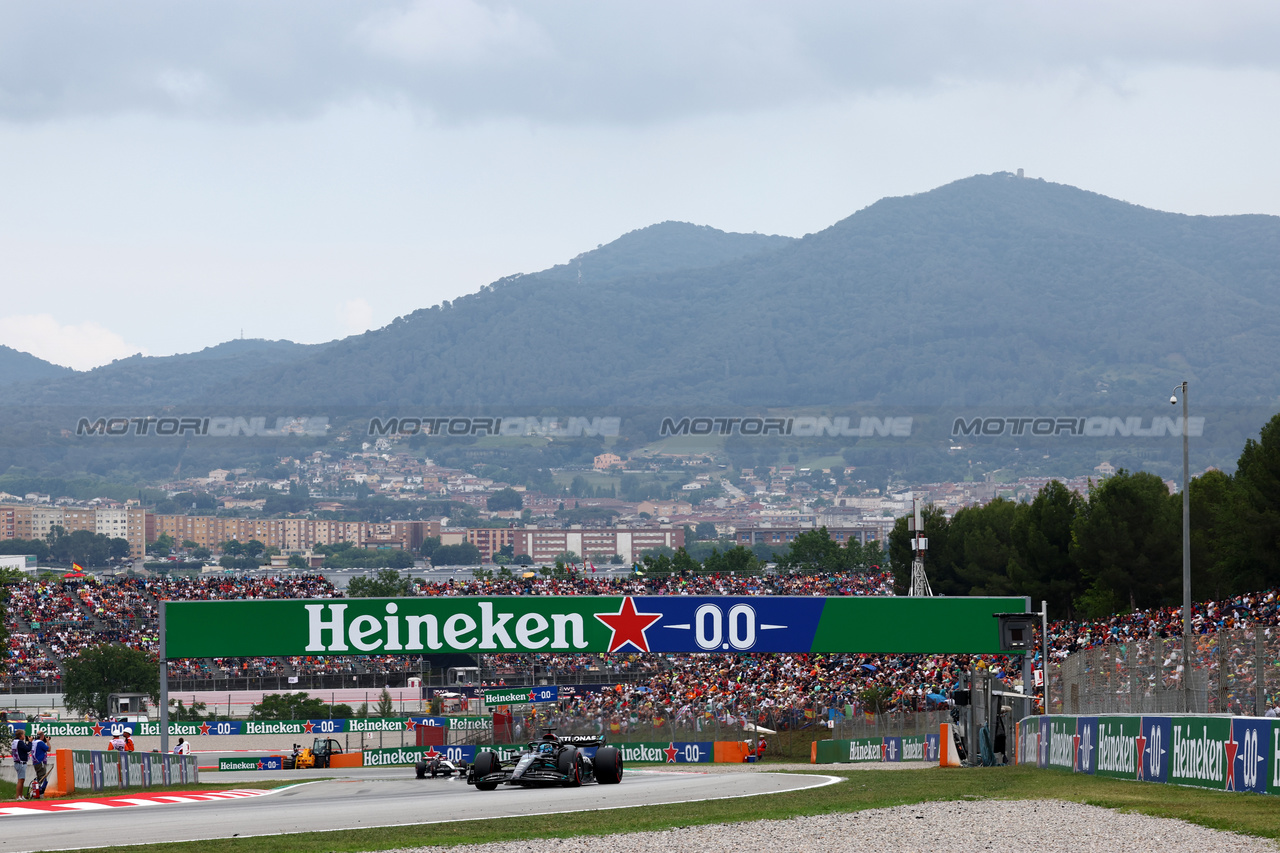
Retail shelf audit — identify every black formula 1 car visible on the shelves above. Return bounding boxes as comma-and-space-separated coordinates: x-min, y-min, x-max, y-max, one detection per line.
415, 754, 469, 779
467, 731, 623, 791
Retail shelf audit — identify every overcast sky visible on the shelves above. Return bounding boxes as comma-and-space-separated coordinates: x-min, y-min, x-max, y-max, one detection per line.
3, 1, 1279, 369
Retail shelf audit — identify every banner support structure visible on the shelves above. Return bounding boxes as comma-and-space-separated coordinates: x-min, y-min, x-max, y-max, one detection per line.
159, 600, 169, 755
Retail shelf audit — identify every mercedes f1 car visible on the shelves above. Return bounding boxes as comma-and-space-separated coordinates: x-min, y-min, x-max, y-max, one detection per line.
467, 731, 623, 790
415, 754, 469, 779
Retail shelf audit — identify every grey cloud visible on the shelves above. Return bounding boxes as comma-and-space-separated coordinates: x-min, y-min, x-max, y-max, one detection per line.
2, 0, 1278, 123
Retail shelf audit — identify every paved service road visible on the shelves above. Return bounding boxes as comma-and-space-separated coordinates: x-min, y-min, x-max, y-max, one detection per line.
5, 768, 839, 853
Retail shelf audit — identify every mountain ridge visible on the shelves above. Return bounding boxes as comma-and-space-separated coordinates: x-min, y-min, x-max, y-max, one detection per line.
7, 174, 1280, 412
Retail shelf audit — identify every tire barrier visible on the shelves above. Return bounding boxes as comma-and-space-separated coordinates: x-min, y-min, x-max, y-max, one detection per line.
1015, 714, 1279, 794
812, 734, 941, 764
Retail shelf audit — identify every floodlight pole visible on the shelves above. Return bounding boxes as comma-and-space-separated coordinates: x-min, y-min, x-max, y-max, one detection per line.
159, 600, 169, 754
1173, 381, 1192, 711
1040, 600, 1049, 714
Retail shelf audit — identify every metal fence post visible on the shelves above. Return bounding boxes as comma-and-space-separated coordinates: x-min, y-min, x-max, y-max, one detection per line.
1258, 627, 1268, 717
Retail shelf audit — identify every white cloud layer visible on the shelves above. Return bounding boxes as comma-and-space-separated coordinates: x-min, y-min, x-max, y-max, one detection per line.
0, 3, 1278, 368
2, 2, 1279, 123
0, 314, 146, 370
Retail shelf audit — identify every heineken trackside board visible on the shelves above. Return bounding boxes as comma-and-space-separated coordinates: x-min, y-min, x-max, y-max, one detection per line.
163, 595, 1029, 658
1035, 714, 1279, 795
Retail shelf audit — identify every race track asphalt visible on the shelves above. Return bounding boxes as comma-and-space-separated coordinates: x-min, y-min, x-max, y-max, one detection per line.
3, 766, 840, 853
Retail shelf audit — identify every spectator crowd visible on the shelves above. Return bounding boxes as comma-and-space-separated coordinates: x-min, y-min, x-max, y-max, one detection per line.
4, 568, 1278, 721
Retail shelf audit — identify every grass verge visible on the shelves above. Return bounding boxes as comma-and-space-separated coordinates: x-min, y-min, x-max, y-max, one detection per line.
60, 765, 1280, 853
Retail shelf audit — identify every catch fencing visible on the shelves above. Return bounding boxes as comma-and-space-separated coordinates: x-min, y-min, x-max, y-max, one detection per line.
1047, 628, 1280, 716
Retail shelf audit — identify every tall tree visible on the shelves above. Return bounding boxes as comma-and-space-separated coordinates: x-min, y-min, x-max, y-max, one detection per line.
347, 568, 413, 597
63, 644, 160, 718
1007, 480, 1084, 617
946, 498, 1021, 596
1223, 413, 1280, 592
1070, 470, 1180, 616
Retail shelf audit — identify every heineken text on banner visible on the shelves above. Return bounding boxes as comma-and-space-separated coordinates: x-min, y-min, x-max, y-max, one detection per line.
483, 686, 559, 706
163, 595, 1028, 657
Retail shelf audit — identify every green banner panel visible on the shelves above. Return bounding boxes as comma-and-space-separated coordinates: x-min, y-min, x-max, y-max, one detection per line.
162, 595, 1029, 658
1094, 716, 1140, 780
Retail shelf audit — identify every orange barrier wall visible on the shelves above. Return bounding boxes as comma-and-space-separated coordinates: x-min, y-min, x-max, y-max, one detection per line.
48, 749, 74, 797
713, 741, 751, 763
328, 752, 364, 768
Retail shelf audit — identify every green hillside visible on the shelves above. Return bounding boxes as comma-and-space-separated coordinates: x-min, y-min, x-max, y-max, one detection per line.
203, 173, 1280, 410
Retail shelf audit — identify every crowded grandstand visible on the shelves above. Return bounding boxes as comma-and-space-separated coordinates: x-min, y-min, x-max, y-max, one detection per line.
5, 571, 1278, 725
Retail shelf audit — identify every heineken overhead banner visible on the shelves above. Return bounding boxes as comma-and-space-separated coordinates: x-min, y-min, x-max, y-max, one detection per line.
1016, 714, 1279, 795
163, 595, 1028, 658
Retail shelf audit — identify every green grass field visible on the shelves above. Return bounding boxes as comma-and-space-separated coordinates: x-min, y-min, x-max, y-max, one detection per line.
20, 764, 1278, 853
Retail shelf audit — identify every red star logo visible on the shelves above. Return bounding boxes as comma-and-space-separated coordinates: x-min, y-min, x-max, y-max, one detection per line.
199, 722, 211, 735
91, 723, 103, 736
594, 596, 662, 653
303, 721, 314, 733
1225, 733, 1239, 791
405, 718, 417, 730
529, 689, 539, 703
256, 760, 264, 770
1135, 732, 1147, 780
880, 742, 887, 761
663, 742, 679, 763
1073, 734, 1081, 770
423, 747, 442, 760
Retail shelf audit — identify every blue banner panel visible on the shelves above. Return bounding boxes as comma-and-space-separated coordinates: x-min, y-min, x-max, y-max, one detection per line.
1139, 717, 1171, 784
1076, 716, 1098, 774
1229, 717, 1270, 794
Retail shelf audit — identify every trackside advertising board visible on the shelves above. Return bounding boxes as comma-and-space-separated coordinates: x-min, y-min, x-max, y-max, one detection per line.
1015, 714, 1279, 795
483, 686, 559, 706
814, 734, 940, 764
162, 595, 1029, 658
361, 741, 714, 766
9, 715, 456, 738
219, 756, 284, 771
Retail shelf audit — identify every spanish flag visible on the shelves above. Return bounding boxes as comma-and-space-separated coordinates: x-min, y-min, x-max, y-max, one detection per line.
72, 563, 85, 572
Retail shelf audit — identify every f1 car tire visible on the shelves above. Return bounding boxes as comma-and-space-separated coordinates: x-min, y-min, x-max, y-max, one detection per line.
473, 751, 500, 791
594, 746, 623, 784
557, 746, 582, 787
415, 761, 428, 779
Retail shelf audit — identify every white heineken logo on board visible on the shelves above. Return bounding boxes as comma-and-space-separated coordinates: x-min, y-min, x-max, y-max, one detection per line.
304, 602, 590, 652
244, 721, 305, 735
365, 747, 430, 767
348, 718, 412, 732
902, 739, 924, 760
848, 741, 880, 761
1048, 722, 1074, 768
1172, 724, 1223, 782
1096, 727, 1135, 774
